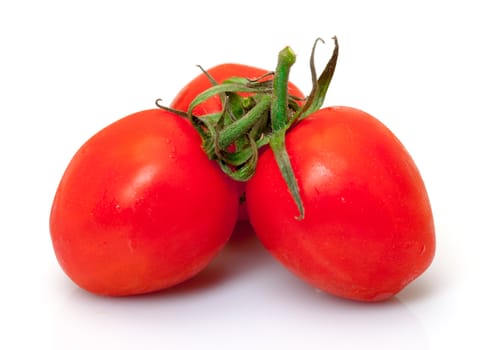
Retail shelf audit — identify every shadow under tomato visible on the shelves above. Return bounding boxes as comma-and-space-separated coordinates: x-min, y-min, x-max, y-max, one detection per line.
56, 221, 268, 303
130, 221, 268, 298
51, 220, 431, 350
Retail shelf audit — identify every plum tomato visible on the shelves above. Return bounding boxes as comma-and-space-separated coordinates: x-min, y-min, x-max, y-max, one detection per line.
50, 109, 240, 296
245, 106, 436, 302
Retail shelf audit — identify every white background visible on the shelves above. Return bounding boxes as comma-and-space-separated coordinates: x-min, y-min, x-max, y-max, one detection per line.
1, 0, 497, 348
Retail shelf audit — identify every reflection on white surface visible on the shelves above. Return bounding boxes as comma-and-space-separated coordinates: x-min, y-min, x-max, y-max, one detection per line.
51, 223, 428, 350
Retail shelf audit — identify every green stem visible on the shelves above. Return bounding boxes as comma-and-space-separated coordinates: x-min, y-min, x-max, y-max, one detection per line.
204, 95, 272, 158
271, 47, 296, 132
270, 46, 305, 219
187, 82, 272, 119
219, 95, 271, 149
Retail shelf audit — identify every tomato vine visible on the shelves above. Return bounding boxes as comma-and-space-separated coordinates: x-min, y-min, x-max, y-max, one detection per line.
157, 37, 340, 218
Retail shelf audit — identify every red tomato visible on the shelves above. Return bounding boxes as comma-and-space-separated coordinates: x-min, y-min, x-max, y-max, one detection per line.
50, 109, 239, 296
170, 63, 306, 221
246, 106, 435, 302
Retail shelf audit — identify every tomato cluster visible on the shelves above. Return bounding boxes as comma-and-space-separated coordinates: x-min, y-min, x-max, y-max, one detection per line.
50, 38, 435, 302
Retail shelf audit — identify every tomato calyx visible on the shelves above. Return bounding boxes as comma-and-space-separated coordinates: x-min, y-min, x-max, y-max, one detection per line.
156, 71, 303, 181
269, 37, 339, 219
291, 36, 339, 125
157, 37, 339, 218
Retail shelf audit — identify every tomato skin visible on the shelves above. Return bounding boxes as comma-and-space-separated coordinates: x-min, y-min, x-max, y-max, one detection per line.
50, 109, 239, 296
246, 106, 435, 302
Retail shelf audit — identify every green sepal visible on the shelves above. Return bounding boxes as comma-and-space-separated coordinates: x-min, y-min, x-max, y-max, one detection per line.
290, 36, 339, 125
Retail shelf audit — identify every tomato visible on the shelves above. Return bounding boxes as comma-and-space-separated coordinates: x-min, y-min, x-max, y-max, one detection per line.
245, 106, 435, 302
170, 63, 306, 221
50, 109, 239, 296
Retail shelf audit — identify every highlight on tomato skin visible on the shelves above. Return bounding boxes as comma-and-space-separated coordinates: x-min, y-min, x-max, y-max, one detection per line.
49, 109, 240, 296
245, 106, 436, 302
